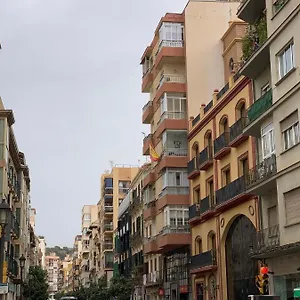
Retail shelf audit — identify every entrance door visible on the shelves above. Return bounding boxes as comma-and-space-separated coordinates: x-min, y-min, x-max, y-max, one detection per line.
226, 215, 257, 300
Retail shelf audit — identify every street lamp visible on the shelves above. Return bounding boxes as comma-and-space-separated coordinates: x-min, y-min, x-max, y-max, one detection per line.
19, 254, 26, 300
0, 200, 10, 286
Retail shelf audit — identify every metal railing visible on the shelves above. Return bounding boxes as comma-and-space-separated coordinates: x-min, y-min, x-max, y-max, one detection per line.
12, 215, 20, 238
161, 224, 190, 234
144, 271, 163, 285
162, 148, 188, 157
103, 243, 113, 250
159, 186, 189, 198
251, 225, 280, 253
246, 154, 277, 189
192, 114, 200, 127
247, 89, 272, 124
191, 250, 216, 270
187, 157, 198, 175
204, 100, 213, 114
157, 74, 186, 89
214, 132, 230, 155
189, 204, 200, 220
143, 133, 152, 142
104, 206, 113, 213
200, 195, 215, 214
142, 101, 153, 112
198, 146, 213, 167
104, 224, 113, 231
216, 176, 245, 206
216, 82, 229, 100
158, 111, 187, 125
230, 118, 246, 142
156, 40, 184, 55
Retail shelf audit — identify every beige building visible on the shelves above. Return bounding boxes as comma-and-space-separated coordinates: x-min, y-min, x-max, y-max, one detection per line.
38, 236, 47, 270
140, 1, 240, 299
0, 98, 34, 300
46, 253, 60, 297
58, 255, 73, 293
97, 166, 138, 282
88, 221, 99, 284
238, 0, 300, 298
71, 235, 82, 291
80, 205, 97, 287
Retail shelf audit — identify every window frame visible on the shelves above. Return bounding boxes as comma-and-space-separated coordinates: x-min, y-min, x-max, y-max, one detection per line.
282, 121, 299, 151
261, 123, 275, 159
278, 41, 295, 79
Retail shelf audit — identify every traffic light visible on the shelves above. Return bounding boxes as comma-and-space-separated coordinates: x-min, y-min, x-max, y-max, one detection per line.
255, 266, 269, 295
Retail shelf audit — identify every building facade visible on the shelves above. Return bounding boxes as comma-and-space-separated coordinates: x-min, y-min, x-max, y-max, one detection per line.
0, 99, 36, 300
71, 235, 82, 291
80, 205, 97, 287
238, 0, 300, 299
46, 253, 60, 297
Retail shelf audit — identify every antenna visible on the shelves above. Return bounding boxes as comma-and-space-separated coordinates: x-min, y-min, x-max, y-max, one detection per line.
109, 161, 114, 169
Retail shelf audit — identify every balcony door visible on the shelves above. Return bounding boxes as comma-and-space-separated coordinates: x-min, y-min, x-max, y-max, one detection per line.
225, 215, 257, 300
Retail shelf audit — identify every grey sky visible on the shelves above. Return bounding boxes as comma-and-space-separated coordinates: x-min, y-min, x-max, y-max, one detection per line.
0, 0, 186, 247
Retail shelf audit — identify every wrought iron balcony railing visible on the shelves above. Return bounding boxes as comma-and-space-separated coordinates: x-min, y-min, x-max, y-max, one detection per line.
251, 225, 280, 254
198, 146, 213, 167
216, 176, 245, 206
230, 118, 246, 143
247, 90, 272, 124
187, 157, 198, 176
246, 154, 277, 189
214, 132, 230, 155
161, 224, 190, 234
144, 271, 163, 285
191, 250, 216, 271
189, 196, 215, 220
162, 148, 188, 157
159, 186, 189, 199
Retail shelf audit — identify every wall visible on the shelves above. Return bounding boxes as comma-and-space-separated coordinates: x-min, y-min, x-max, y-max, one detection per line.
185, 0, 240, 117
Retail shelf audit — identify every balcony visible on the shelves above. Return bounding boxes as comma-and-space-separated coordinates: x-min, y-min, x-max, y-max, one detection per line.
143, 134, 153, 155
190, 250, 217, 274
237, 0, 266, 23
216, 176, 249, 209
103, 242, 113, 251
104, 224, 113, 232
144, 238, 158, 254
143, 171, 155, 188
156, 111, 187, 138
142, 101, 154, 124
246, 154, 277, 195
155, 40, 185, 70
213, 132, 231, 159
7, 256, 19, 279
240, 15, 269, 79
156, 73, 186, 94
142, 70, 153, 93
157, 148, 188, 173
105, 261, 114, 269
11, 216, 20, 239
189, 196, 215, 224
250, 225, 280, 258
104, 206, 113, 214
229, 118, 248, 147
130, 231, 143, 247
187, 157, 199, 179
103, 187, 113, 195
198, 146, 213, 170
130, 196, 142, 213
156, 225, 191, 252
157, 186, 189, 211
143, 201, 156, 220
244, 90, 273, 136
144, 271, 162, 286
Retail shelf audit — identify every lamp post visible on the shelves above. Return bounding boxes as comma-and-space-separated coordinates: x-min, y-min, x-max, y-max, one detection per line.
0, 200, 10, 285
19, 254, 26, 300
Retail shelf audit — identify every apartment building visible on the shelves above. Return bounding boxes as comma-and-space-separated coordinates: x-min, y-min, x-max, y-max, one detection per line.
58, 255, 73, 293
46, 253, 60, 297
187, 18, 261, 300
0, 99, 34, 300
237, 0, 300, 298
80, 205, 97, 287
88, 221, 100, 284
71, 235, 82, 291
97, 166, 138, 283
38, 236, 47, 270
140, 2, 240, 299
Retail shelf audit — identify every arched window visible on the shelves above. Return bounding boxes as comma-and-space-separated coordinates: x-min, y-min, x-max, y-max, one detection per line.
195, 236, 202, 255
236, 100, 246, 120
192, 142, 199, 159
208, 231, 217, 251
204, 130, 213, 148
219, 116, 229, 134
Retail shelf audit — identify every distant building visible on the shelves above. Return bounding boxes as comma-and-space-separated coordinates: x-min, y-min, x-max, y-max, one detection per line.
46, 253, 60, 297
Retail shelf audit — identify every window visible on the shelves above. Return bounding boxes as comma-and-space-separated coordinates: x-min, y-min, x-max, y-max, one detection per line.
261, 83, 270, 96
205, 131, 213, 148
194, 187, 200, 204
278, 42, 295, 79
207, 179, 214, 197
220, 116, 229, 134
159, 22, 184, 43
195, 237, 202, 255
83, 213, 91, 221
284, 187, 300, 226
261, 123, 275, 159
268, 206, 278, 227
281, 111, 299, 151
239, 155, 249, 177
162, 169, 188, 188
222, 166, 231, 187
164, 206, 189, 227
160, 93, 186, 117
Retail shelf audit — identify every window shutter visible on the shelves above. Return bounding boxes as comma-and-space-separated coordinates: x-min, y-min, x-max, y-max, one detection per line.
284, 187, 300, 225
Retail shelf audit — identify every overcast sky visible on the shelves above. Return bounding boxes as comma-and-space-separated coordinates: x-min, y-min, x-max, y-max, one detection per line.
0, 0, 187, 247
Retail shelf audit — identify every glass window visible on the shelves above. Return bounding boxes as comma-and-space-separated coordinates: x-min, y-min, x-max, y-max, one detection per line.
278, 42, 295, 79
282, 122, 299, 150
261, 123, 275, 159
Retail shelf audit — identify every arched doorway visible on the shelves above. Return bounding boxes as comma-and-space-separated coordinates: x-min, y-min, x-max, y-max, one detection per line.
225, 215, 257, 300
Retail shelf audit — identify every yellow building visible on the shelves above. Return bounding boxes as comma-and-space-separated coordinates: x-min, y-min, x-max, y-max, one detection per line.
97, 166, 138, 283
188, 21, 261, 300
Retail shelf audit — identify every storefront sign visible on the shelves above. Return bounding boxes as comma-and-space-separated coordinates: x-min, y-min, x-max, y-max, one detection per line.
180, 285, 188, 294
